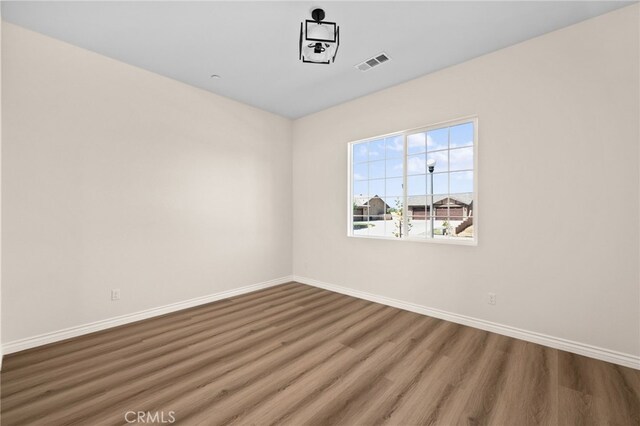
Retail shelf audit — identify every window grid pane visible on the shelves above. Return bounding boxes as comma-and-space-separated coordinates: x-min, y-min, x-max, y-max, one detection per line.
351, 121, 474, 241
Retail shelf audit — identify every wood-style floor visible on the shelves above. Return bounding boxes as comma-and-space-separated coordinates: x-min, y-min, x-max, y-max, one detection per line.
1, 282, 638, 426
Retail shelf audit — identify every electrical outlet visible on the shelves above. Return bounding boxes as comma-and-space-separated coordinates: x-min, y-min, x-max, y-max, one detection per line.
488, 292, 496, 305
111, 289, 121, 301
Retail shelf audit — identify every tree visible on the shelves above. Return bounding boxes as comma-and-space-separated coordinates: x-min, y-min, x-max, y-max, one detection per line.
442, 219, 453, 236
392, 198, 412, 238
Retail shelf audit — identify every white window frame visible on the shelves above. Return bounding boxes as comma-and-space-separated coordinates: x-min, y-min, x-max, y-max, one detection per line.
347, 116, 478, 246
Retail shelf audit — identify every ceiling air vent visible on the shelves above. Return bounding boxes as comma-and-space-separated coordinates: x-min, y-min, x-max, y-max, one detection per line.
355, 53, 391, 72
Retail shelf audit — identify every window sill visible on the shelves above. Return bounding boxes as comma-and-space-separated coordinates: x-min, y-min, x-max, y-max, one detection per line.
347, 234, 477, 246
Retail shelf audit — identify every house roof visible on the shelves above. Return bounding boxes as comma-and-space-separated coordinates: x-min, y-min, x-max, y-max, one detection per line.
354, 198, 370, 207
353, 195, 390, 208
355, 194, 472, 208
407, 194, 473, 206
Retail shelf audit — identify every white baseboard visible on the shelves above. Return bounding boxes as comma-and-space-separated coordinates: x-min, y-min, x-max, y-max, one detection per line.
293, 275, 640, 370
4, 274, 638, 370
2, 275, 294, 355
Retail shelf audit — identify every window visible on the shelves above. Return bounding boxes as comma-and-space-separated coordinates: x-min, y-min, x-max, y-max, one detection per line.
349, 117, 477, 244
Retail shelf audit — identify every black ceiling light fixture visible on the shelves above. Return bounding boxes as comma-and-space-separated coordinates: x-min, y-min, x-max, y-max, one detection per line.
299, 8, 339, 64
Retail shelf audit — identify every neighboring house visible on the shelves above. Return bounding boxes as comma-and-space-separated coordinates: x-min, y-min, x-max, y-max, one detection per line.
354, 194, 472, 221
353, 195, 391, 220
407, 194, 473, 220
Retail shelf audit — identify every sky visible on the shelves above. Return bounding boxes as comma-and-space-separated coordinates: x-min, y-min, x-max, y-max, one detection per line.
352, 122, 474, 199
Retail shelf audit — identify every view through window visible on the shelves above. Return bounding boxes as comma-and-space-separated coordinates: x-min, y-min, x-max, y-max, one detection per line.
350, 118, 476, 243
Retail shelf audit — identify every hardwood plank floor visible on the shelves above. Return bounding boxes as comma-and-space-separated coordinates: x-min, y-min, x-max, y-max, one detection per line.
1, 282, 638, 425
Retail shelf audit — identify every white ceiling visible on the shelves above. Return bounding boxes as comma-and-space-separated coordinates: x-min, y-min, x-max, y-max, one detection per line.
2, 1, 634, 118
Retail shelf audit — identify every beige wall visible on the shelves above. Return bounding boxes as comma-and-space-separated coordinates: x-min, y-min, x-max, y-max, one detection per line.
1, 22, 292, 343
0, 12, 3, 362
293, 5, 640, 357
2, 5, 638, 361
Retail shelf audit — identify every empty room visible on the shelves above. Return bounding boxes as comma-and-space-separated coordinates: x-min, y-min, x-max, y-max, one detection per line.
0, 1, 638, 425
